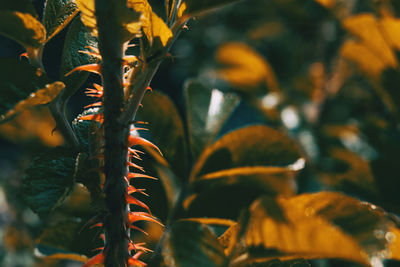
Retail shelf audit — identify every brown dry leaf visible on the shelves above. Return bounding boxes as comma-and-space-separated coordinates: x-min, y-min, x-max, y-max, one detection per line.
216, 42, 279, 92
342, 14, 397, 68
3, 81, 64, 121
0, 107, 63, 147
241, 192, 399, 265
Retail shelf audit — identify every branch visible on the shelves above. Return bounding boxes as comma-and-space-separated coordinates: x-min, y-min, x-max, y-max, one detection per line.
95, 1, 130, 266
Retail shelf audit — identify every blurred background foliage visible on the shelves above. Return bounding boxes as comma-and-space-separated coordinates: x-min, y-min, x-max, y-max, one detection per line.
1, 0, 400, 266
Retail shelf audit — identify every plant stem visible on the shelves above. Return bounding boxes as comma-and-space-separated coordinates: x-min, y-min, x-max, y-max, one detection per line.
95, 1, 130, 266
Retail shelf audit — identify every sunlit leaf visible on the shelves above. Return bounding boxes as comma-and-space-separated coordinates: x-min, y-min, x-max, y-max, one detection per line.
60, 17, 98, 100
0, 58, 50, 121
380, 15, 400, 51
163, 220, 227, 267
341, 14, 397, 77
0, 11, 46, 49
218, 223, 238, 256
2, 81, 65, 121
318, 148, 377, 196
184, 79, 239, 159
76, 0, 142, 41
137, 90, 188, 179
313, 0, 335, 9
182, 218, 236, 227
216, 42, 279, 93
0, 107, 64, 147
191, 125, 303, 181
177, 0, 242, 23
237, 192, 399, 265
43, 0, 79, 42
127, 0, 173, 49
340, 40, 386, 78
22, 148, 77, 217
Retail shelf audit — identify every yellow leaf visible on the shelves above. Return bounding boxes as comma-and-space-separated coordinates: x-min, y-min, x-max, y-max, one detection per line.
127, 0, 173, 48
75, 0, 97, 36
340, 39, 386, 78
388, 227, 400, 260
3, 81, 65, 121
216, 42, 279, 92
242, 192, 397, 265
0, 11, 46, 49
0, 107, 63, 147
182, 218, 236, 227
342, 14, 397, 68
380, 16, 400, 51
76, 0, 142, 40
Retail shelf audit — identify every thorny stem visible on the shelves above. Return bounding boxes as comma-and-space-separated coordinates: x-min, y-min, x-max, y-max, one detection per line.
95, 0, 130, 266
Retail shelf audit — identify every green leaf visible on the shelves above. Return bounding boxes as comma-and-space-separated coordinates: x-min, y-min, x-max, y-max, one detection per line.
184, 79, 239, 159
0, 58, 50, 121
60, 17, 98, 100
177, 0, 242, 23
0, 11, 46, 49
237, 192, 400, 266
137, 90, 188, 180
2, 81, 65, 121
163, 220, 227, 267
35, 218, 101, 258
43, 0, 79, 42
184, 125, 303, 218
22, 148, 77, 217
191, 125, 303, 180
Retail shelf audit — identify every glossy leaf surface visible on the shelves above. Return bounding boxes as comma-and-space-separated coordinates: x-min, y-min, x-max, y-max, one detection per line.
191, 125, 303, 180
0, 58, 49, 121
43, 0, 79, 42
184, 79, 239, 159
22, 148, 77, 217
239, 192, 400, 265
163, 220, 227, 267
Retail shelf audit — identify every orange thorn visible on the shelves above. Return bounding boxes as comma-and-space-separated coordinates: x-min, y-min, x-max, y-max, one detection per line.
126, 161, 145, 172
83, 252, 104, 267
128, 136, 162, 156
20, 52, 28, 59
65, 64, 101, 76
126, 173, 157, 181
126, 194, 151, 213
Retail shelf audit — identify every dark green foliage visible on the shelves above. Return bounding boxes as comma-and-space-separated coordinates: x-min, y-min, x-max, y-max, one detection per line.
22, 148, 77, 218
0, 58, 49, 120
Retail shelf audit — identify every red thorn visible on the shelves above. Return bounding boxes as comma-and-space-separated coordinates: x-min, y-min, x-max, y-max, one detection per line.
65, 64, 101, 76
83, 252, 104, 267
128, 136, 162, 156
20, 52, 28, 59
126, 173, 157, 181
128, 257, 146, 267
129, 242, 152, 253
125, 194, 151, 213
84, 102, 103, 109
85, 46, 99, 54
129, 225, 148, 235
127, 161, 145, 172
79, 114, 104, 123
91, 247, 104, 252
127, 185, 148, 196
146, 86, 152, 92
128, 212, 163, 227
90, 222, 103, 229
